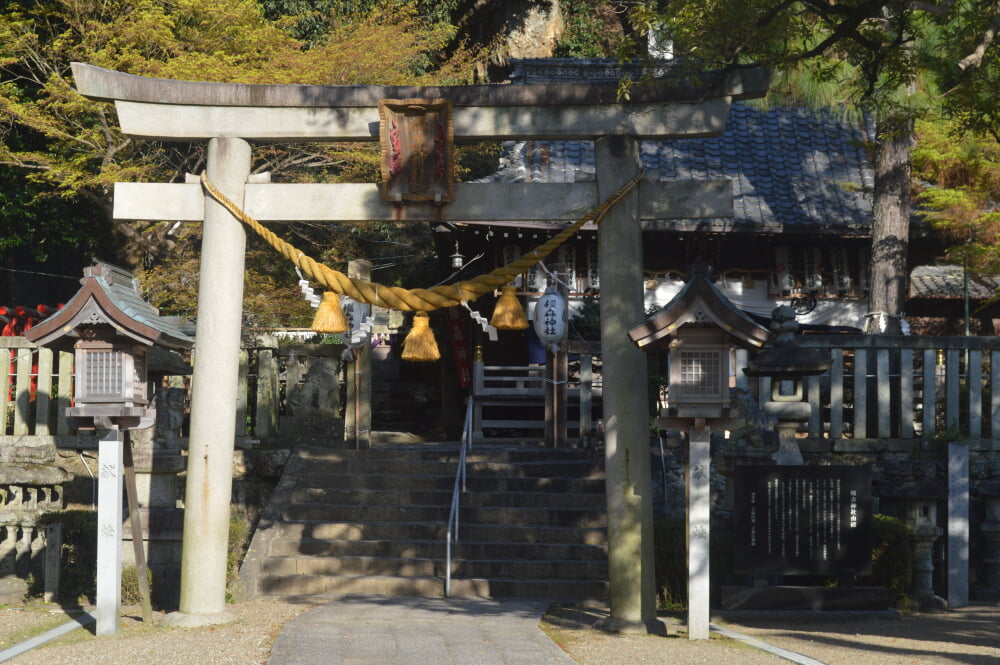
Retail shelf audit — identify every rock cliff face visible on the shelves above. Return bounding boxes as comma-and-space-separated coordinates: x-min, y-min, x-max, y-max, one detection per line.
506, 3, 564, 60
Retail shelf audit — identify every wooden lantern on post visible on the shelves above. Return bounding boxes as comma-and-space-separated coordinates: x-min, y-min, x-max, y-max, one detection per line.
667, 327, 734, 419
629, 268, 771, 641
27, 261, 193, 428
26, 259, 193, 635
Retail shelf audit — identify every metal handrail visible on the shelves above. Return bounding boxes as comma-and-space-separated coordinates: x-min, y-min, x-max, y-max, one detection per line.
445, 397, 474, 597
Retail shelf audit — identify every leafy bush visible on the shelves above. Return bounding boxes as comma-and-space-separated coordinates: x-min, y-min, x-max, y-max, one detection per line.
33, 510, 97, 604
860, 513, 912, 606
121, 565, 154, 605
653, 519, 687, 610
226, 506, 253, 601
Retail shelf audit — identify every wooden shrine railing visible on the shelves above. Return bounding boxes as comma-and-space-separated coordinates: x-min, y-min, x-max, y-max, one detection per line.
470, 354, 602, 442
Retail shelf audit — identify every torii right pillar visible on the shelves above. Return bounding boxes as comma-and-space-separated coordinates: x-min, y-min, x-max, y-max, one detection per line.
596, 136, 661, 634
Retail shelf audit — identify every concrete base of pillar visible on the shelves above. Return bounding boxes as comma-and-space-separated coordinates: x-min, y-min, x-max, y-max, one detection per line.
160, 610, 237, 628
910, 593, 947, 613
594, 616, 669, 636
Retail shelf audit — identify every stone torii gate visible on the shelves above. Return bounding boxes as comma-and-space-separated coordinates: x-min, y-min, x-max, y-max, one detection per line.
72, 62, 768, 630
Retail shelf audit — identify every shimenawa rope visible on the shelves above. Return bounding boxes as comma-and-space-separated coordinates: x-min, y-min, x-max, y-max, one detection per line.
199, 171, 642, 312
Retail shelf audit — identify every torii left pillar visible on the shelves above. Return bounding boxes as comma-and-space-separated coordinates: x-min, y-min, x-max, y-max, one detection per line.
161, 138, 250, 627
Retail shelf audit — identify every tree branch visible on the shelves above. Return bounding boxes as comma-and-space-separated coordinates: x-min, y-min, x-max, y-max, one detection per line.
959, 14, 1000, 70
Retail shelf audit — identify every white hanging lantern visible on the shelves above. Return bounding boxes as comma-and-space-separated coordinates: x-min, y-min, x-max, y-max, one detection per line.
533, 286, 567, 350
773, 245, 795, 293
803, 246, 824, 293
586, 243, 600, 290
830, 245, 852, 293
558, 245, 577, 290
526, 262, 547, 292
502, 243, 521, 268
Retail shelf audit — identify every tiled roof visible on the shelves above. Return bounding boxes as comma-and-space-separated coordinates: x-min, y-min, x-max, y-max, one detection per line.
86, 261, 194, 347
474, 103, 875, 235
27, 260, 194, 350
909, 265, 1000, 300
473, 58, 876, 235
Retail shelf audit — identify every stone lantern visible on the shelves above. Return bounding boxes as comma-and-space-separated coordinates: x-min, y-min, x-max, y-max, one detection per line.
26, 259, 193, 635
743, 305, 831, 465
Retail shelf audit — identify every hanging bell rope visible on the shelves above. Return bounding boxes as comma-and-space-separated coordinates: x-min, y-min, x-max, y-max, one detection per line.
199, 171, 642, 313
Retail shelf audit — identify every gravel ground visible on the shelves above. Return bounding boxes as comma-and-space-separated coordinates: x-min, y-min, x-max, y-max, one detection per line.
2, 599, 999, 665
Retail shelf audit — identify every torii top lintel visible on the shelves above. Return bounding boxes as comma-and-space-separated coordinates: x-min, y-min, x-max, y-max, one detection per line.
71, 63, 770, 142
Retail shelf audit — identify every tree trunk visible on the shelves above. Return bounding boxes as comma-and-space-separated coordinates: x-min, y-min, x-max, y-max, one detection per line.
868, 114, 913, 335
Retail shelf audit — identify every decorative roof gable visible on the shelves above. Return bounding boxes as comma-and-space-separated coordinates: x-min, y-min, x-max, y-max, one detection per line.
25, 260, 193, 350
473, 58, 875, 236
629, 272, 771, 349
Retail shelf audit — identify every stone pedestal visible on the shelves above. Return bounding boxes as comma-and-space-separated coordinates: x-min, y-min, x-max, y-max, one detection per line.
123, 440, 186, 608
904, 498, 947, 612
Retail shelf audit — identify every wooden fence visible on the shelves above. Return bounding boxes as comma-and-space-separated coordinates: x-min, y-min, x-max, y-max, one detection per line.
734, 334, 1000, 443
5, 334, 1000, 445
0, 337, 342, 446
1, 337, 74, 439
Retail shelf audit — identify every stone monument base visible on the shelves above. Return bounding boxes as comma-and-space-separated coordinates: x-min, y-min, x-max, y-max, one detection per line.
0, 576, 27, 606
721, 585, 889, 611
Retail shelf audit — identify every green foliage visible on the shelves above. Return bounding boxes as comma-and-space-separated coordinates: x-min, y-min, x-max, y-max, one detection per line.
120, 565, 153, 605
913, 117, 1000, 278
33, 510, 97, 605
859, 513, 912, 606
226, 506, 253, 601
554, 0, 626, 58
0, 0, 477, 324
653, 519, 687, 610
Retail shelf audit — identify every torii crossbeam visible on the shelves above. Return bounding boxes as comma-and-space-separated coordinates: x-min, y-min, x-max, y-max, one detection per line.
72, 62, 769, 631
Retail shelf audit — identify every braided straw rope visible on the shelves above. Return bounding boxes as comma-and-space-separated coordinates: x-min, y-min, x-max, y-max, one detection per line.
200, 171, 641, 312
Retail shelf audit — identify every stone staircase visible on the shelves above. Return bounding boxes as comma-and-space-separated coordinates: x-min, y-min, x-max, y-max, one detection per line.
237, 444, 608, 601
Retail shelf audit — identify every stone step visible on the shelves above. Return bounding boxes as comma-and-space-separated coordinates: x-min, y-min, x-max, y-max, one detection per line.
296, 472, 606, 493
256, 573, 486, 598
303, 443, 599, 464
281, 502, 605, 527
460, 505, 606, 528
275, 520, 447, 541
472, 578, 608, 601
450, 558, 607, 580
298, 472, 455, 491
453, 541, 607, 562
274, 520, 606, 545
286, 487, 606, 509
268, 537, 606, 562
260, 555, 607, 581
262, 555, 439, 577
268, 537, 443, 559
281, 503, 450, 523
465, 476, 606, 493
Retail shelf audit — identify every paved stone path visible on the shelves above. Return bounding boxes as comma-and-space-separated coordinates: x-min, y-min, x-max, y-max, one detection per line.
266, 596, 578, 665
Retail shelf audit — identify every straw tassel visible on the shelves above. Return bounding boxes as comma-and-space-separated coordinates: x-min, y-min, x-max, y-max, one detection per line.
490, 285, 529, 330
311, 292, 350, 334
401, 311, 440, 362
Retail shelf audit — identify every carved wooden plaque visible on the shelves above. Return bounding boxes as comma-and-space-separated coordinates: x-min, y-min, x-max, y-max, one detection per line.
378, 98, 454, 203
